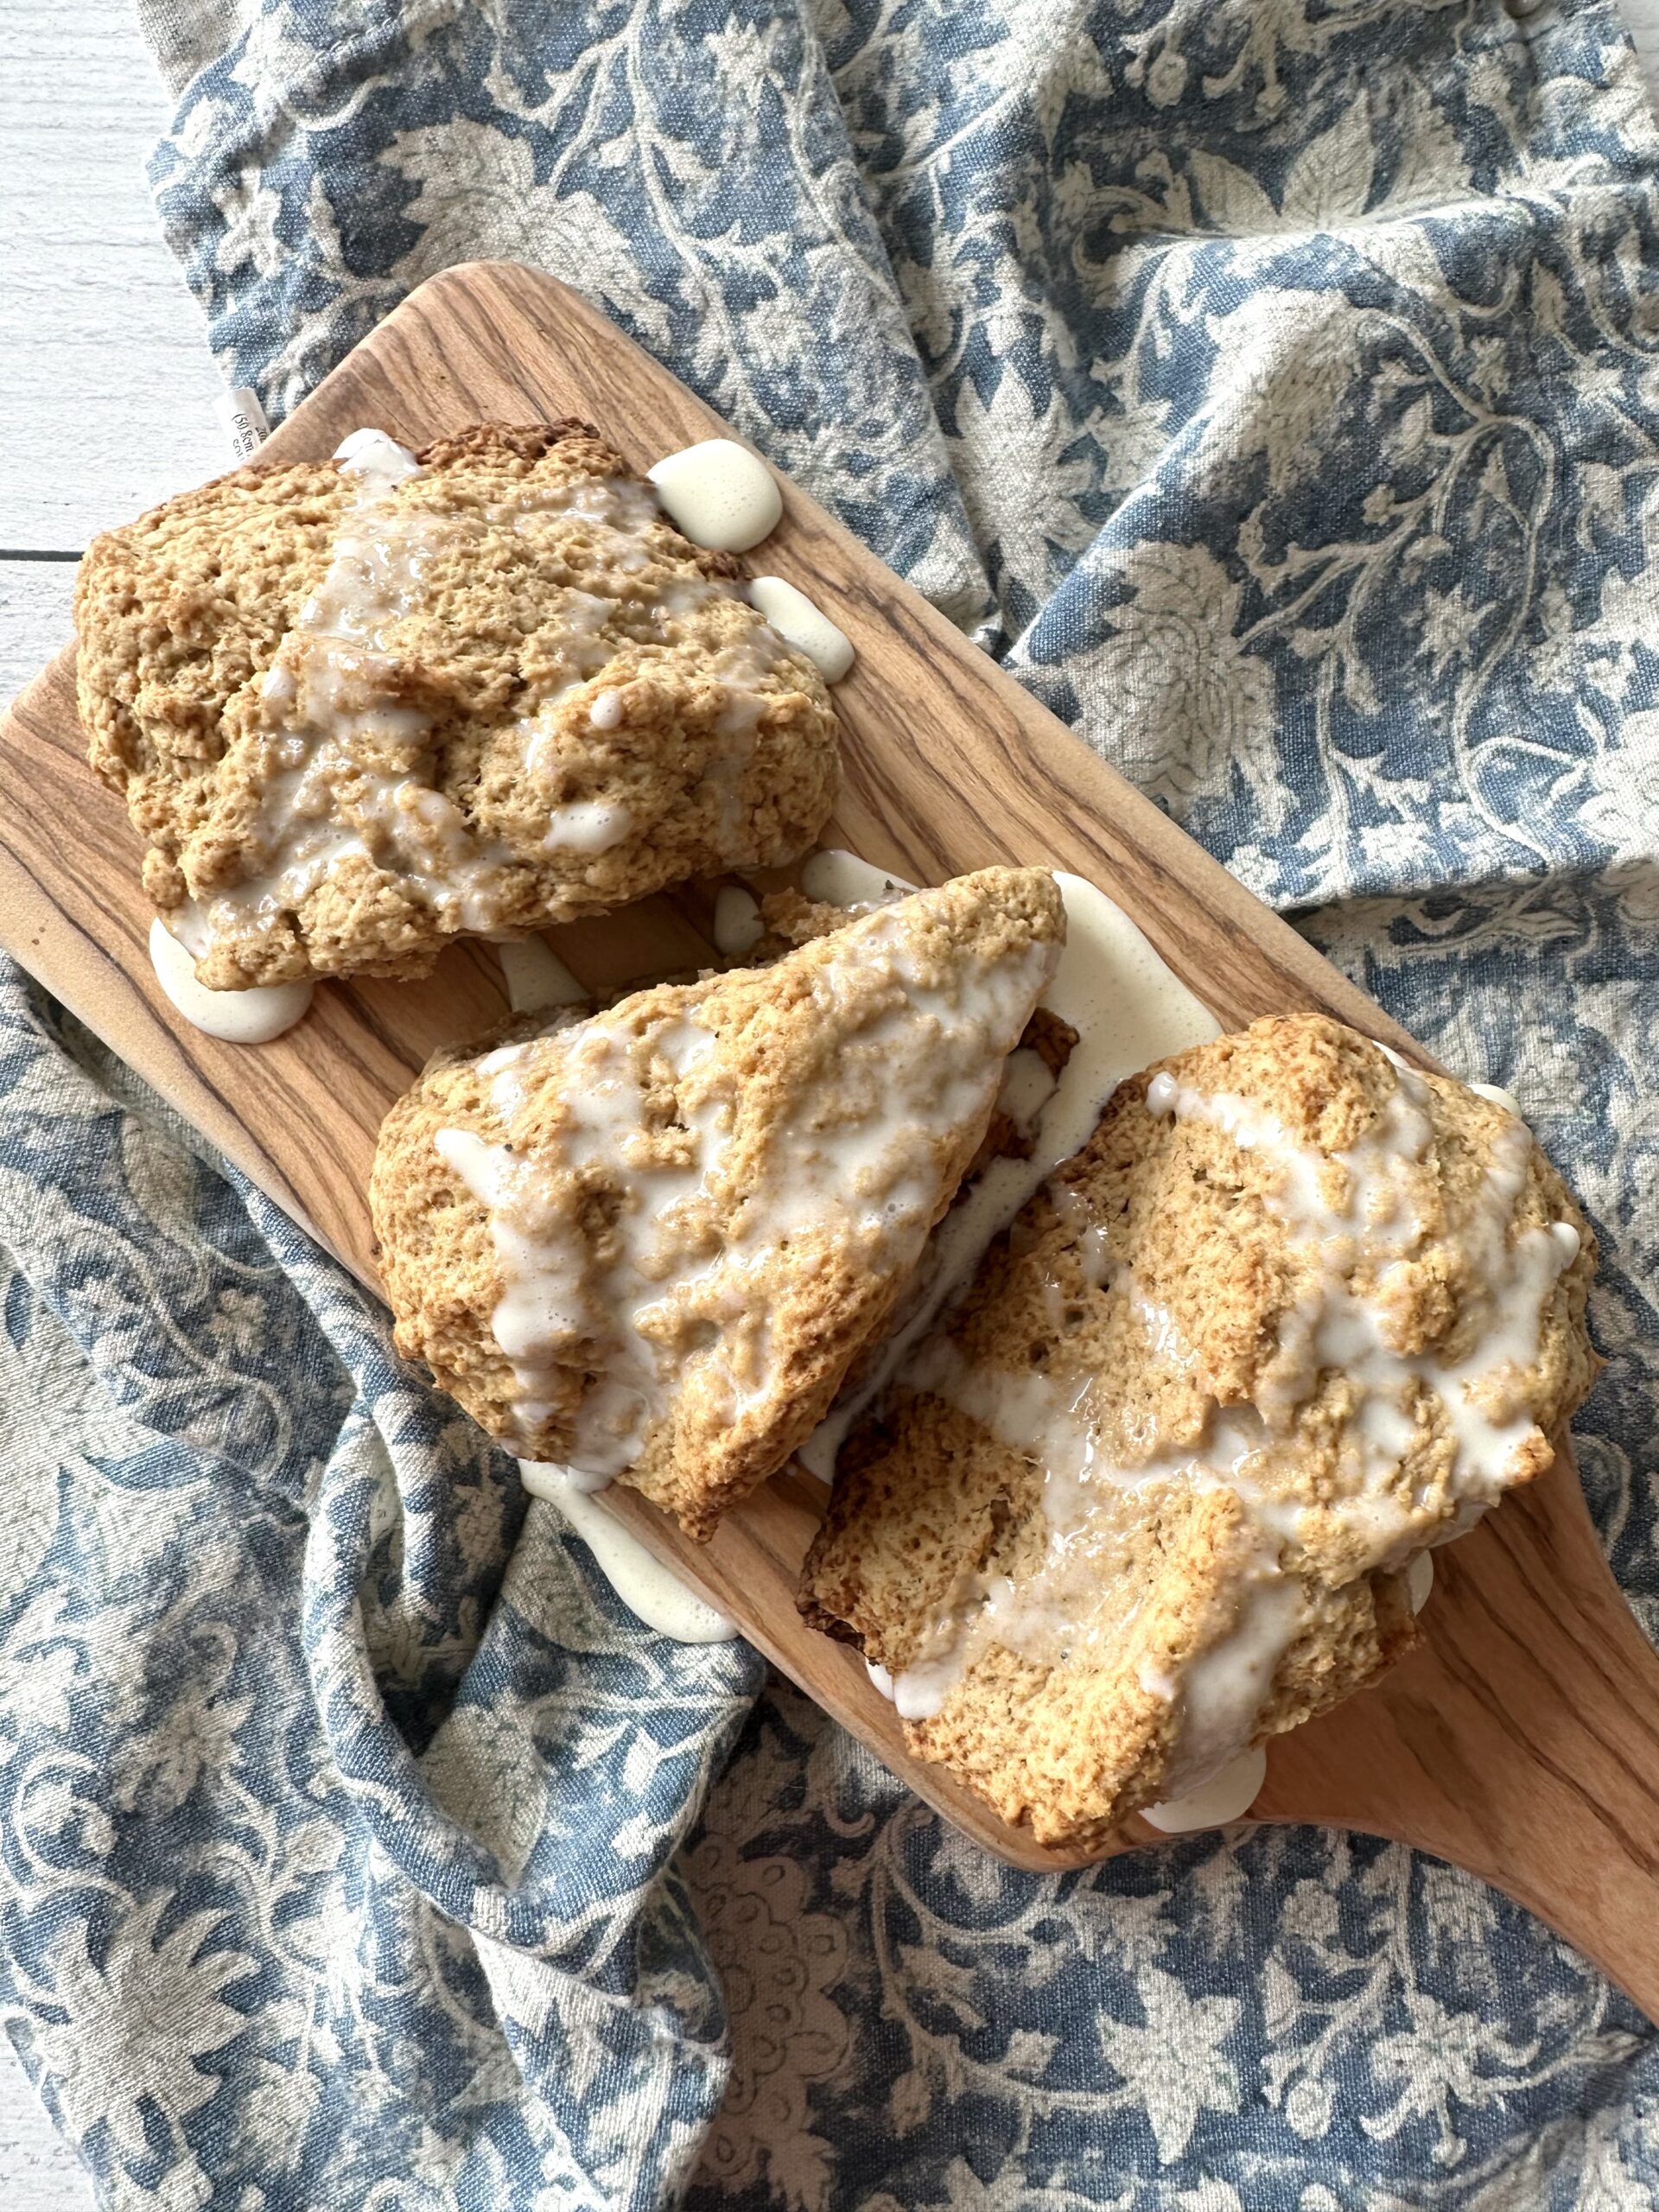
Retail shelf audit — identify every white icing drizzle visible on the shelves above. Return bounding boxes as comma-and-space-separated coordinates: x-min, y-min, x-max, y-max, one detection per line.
168, 429, 793, 971
883, 1340, 1296, 1758
1141, 1746, 1267, 1834
1147, 1065, 1577, 1526
497, 938, 588, 1015
148, 917, 313, 1043
436, 897, 1058, 1478
646, 438, 782, 552
543, 800, 634, 853
518, 1462, 737, 1643
799, 872, 1220, 1480
882, 1033, 1580, 1796
713, 884, 765, 959
1157, 1567, 1304, 1796
1118, 1266, 1201, 1372
747, 576, 855, 681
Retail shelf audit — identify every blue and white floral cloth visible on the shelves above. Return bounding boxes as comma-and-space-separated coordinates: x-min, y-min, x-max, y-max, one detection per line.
1, 0, 1656, 2203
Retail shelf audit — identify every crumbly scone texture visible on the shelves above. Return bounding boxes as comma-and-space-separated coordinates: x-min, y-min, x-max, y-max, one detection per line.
755, 885, 1078, 1171
371, 866, 1065, 1539
76, 420, 839, 988
801, 1013, 1600, 1849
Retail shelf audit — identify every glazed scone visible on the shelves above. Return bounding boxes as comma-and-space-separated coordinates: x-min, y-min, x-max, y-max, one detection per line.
371, 867, 1065, 1540
77, 421, 838, 988
800, 1014, 1600, 1848
753, 884, 1080, 1172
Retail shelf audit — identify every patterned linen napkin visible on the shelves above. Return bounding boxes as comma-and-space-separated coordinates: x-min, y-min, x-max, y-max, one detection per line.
1, 0, 1656, 2204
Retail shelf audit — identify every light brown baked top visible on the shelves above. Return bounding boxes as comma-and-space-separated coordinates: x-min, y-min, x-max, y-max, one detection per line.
371, 866, 1065, 1539
800, 1014, 1600, 1847
75, 421, 838, 988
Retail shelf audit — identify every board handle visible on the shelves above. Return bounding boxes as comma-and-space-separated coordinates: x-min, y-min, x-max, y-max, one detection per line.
1253, 1448, 1659, 2021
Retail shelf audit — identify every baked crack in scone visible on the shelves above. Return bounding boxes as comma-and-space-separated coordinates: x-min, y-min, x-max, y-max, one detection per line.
370, 867, 1065, 1540
76, 422, 838, 988
800, 1014, 1600, 1847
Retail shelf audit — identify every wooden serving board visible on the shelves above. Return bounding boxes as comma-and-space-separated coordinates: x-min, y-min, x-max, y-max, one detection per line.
3, 260, 1657, 2017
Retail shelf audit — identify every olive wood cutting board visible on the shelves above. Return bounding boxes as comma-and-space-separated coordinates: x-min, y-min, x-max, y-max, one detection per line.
2, 260, 1656, 2018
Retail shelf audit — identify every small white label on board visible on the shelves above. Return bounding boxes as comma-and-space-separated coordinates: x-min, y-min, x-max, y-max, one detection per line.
214, 387, 270, 461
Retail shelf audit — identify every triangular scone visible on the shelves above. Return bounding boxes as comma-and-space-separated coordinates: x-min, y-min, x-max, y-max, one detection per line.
800, 1014, 1600, 1848
77, 421, 837, 989
371, 866, 1065, 1538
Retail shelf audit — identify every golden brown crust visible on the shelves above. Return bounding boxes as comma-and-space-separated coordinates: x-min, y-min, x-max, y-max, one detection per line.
800, 1014, 1600, 1847
371, 866, 1065, 1539
76, 421, 837, 987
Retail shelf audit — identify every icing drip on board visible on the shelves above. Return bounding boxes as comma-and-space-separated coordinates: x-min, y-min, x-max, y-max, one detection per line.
1407, 1549, 1434, 1612
713, 885, 765, 958
1141, 1746, 1267, 1834
646, 438, 782, 551
1471, 1078, 1522, 1117
747, 576, 855, 681
496, 938, 588, 1014
798, 849, 916, 908
149, 918, 313, 1043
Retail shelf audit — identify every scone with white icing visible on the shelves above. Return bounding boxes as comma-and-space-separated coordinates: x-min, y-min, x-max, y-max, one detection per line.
76, 421, 838, 989
799, 1014, 1599, 1849
370, 867, 1065, 1540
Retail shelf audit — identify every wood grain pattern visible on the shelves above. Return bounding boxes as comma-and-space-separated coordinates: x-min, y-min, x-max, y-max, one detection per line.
2, 259, 1656, 2018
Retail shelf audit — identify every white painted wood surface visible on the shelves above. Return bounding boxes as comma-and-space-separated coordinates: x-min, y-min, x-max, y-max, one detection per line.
0, 12, 222, 552
1, 0, 1656, 2203
0, 2, 226, 2196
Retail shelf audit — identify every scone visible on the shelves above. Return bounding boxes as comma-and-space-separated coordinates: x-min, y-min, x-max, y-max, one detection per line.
371, 867, 1065, 1539
800, 1014, 1600, 1848
77, 420, 838, 988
